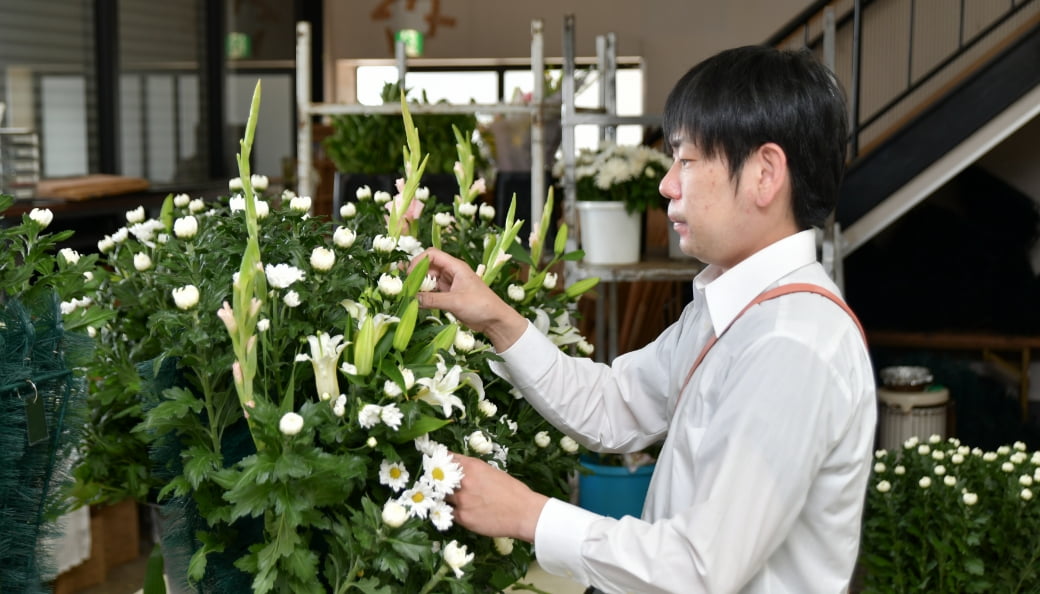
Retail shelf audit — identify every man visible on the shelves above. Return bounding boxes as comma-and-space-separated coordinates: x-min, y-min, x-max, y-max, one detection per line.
414, 45, 876, 593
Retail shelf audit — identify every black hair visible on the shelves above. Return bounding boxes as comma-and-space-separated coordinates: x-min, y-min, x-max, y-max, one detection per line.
662, 45, 848, 230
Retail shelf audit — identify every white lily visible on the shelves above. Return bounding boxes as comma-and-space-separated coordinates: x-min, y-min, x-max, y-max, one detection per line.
416, 356, 466, 418
299, 332, 347, 401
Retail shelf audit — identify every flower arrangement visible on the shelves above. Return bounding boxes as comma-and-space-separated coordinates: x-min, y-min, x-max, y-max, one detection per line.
77, 82, 597, 593
558, 142, 672, 214
861, 434, 1040, 592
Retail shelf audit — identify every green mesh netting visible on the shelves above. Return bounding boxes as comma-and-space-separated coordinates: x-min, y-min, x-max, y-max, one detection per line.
138, 357, 259, 593
0, 293, 89, 593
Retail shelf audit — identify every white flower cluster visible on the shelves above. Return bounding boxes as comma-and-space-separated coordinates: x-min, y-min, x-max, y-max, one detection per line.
380, 438, 464, 533
561, 142, 672, 192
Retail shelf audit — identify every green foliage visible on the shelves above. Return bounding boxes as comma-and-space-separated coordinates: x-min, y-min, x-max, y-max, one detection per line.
861, 436, 1040, 593
76, 87, 599, 592
323, 82, 488, 176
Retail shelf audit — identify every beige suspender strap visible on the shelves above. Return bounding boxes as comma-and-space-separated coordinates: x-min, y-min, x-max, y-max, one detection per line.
678, 283, 866, 399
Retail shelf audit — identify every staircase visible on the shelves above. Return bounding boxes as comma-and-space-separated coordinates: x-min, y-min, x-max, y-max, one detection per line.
768, 0, 1040, 255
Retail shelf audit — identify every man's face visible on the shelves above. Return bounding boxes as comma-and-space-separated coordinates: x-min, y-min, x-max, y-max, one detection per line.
660, 139, 756, 271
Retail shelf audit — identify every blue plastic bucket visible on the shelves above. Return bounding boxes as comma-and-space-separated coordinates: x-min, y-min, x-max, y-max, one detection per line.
577, 457, 654, 520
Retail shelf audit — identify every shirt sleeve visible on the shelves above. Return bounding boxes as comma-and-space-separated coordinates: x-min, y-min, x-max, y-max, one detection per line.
490, 316, 689, 453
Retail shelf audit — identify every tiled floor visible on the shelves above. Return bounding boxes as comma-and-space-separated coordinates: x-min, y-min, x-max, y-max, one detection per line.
72, 552, 586, 594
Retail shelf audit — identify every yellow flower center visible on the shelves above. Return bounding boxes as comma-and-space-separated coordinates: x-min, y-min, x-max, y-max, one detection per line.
432, 467, 445, 481
411, 492, 425, 504
389, 467, 401, 479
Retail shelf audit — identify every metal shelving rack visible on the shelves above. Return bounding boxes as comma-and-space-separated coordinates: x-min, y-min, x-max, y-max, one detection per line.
557, 15, 703, 362
294, 20, 551, 224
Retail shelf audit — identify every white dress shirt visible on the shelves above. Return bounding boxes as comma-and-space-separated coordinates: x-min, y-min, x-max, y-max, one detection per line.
492, 230, 877, 593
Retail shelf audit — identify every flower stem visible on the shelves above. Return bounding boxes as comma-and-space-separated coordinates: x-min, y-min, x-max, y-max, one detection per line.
416, 564, 449, 594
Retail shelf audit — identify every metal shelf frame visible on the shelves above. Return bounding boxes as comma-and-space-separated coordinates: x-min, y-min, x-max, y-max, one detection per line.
294, 19, 551, 223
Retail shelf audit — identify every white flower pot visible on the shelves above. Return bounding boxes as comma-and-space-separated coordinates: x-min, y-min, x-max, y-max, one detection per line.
576, 201, 641, 265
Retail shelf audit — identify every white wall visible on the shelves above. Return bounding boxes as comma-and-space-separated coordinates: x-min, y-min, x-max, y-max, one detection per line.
323, 0, 814, 112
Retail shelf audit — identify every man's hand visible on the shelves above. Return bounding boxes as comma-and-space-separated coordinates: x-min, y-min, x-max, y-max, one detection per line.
411, 248, 528, 351
448, 453, 549, 542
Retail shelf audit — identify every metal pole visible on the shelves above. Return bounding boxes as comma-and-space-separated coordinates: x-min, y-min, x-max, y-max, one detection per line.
562, 14, 577, 249
849, 0, 863, 159
530, 19, 545, 236
296, 21, 313, 201
602, 32, 617, 144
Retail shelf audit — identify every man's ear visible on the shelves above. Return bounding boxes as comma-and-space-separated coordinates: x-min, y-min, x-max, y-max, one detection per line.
751, 142, 789, 208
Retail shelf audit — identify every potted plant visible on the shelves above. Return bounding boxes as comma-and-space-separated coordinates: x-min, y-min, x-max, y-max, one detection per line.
557, 142, 671, 265
323, 81, 489, 210
861, 435, 1040, 592
577, 448, 660, 520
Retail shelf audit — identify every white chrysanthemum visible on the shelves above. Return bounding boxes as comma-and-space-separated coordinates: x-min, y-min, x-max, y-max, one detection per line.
876, 480, 891, 493
998, 445, 1011, 455
1022, 488, 1034, 501
1020, 474, 1034, 487
443, 540, 474, 578
400, 482, 438, 519
429, 501, 454, 531
111, 227, 129, 243
1011, 452, 1027, 464
97, 236, 116, 253
934, 465, 946, 476
963, 492, 978, 505
943, 475, 957, 487
919, 476, 932, 488
59, 248, 81, 264
126, 206, 145, 224
358, 404, 382, 429
377, 273, 403, 296
382, 499, 408, 527
355, 185, 372, 200
265, 263, 306, 289
467, 431, 494, 455
419, 274, 437, 292
60, 300, 77, 315
1002, 462, 1015, 472
904, 436, 919, 448
423, 447, 464, 495
493, 537, 514, 556
894, 465, 906, 475
172, 285, 199, 310
414, 186, 430, 201
1013, 441, 1027, 451
289, 195, 312, 212
384, 380, 404, 398
333, 226, 356, 248
279, 412, 304, 436
173, 193, 190, 207
542, 272, 558, 290
283, 290, 301, 308
928, 434, 942, 444
458, 202, 478, 217
174, 215, 198, 239
397, 235, 423, 257
874, 462, 886, 473
370, 234, 397, 254
133, 252, 152, 271
951, 453, 965, 464
380, 404, 404, 431
477, 399, 498, 418
983, 451, 998, 462
453, 330, 476, 352
229, 177, 243, 191
433, 212, 454, 227
310, 247, 336, 271
917, 444, 930, 455
931, 450, 944, 460
478, 203, 495, 220
560, 436, 579, 453
506, 284, 525, 302
250, 174, 268, 191
373, 190, 392, 204
413, 434, 438, 456
379, 459, 410, 491
29, 208, 54, 228
332, 394, 347, 418
534, 431, 551, 448
257, 318, 270, 332
577, 339, 595, 356
188, 198, 206, 213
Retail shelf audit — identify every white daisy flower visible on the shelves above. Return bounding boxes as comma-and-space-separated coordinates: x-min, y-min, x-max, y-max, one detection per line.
379, 459, 410, 492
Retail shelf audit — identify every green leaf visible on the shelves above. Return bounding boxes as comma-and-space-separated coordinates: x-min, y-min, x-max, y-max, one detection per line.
964, 557, 985, 576
143, 543, 167, 594
564, 276, 599, 299
391, 414, 451, 443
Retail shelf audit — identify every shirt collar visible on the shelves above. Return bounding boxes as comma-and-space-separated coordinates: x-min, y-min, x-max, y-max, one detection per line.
694, 230, 818, 336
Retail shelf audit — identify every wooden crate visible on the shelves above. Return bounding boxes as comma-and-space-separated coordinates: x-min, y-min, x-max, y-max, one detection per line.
96, 499, 141, 570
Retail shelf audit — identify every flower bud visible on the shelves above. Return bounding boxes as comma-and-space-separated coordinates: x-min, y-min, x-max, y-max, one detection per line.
172, 285, 200, 310
534, 431, 551, 448
174, 215, 198, 239
559, 436, 579, 453
59, 248, 81, 265
126, 206, 145, 224
29, 208, 53, 229
467, 431, 494, 455
173, 193, 190, 207
310, 246, 336, 271
479, 203, 495, 220
355, 185, 372, 201
378, 273, 403, 296
133, 252, 152, 271
382, 500, 408, 528
279, 411, 304, 436
333, 226, 356, 248
290, 195, 312, 212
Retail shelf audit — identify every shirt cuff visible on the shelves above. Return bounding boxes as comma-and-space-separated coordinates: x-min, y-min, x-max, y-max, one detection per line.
533, 497, 603, 586
487, 321, 559, 388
